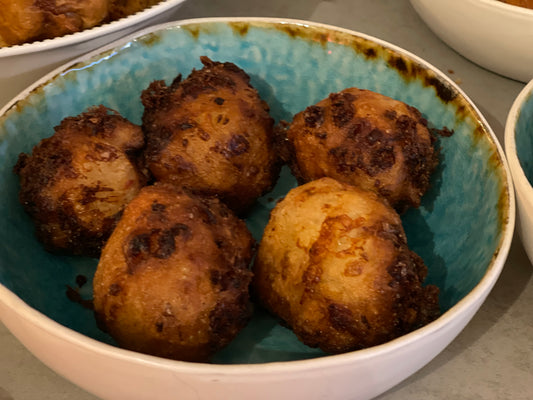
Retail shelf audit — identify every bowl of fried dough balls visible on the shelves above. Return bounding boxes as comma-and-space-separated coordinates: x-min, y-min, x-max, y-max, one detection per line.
0, 17, 515, 400
410, 0, 533, 82
0, 0, 188, 109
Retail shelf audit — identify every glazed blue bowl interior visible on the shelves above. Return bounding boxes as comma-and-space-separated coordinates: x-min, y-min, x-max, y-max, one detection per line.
0, 20, 509, 364
515, 91, 533, 183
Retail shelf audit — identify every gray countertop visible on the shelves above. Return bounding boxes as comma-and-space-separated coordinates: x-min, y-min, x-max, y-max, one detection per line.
1, 1, 532, 399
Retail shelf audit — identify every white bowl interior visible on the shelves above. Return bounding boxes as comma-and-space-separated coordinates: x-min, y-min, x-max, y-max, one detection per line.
409, 0, 533, 82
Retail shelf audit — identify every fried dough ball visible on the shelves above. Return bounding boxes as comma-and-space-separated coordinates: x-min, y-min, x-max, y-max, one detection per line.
93, 183, 254, 362
253, 177, 440, 354
14, 105, 147, 257
281, 87, 438, 212
0, 0, 109, 47
108, 0, 160, 20
141, 56, 280, 214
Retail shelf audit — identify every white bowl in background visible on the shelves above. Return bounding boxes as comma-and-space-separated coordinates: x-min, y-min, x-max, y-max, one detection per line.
410, 0, 533, 82
505, 78, 533, 264
0, 0, 188, 108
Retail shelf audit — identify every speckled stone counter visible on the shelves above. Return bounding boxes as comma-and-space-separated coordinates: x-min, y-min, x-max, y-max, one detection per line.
1, 1, 532, 399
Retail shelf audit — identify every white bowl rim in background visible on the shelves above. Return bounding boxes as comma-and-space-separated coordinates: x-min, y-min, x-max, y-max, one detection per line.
505, 79, 533, 197
0, 0, 187, 58
477, 0, 533, 14
409, 0, 533, 83
473, 0, 533, 20
504, 78, 533, 264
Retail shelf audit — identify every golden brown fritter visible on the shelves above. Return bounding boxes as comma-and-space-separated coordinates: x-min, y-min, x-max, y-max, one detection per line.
253, 177, 440, 354
14, 105, 147, 257
141, 56, 280, 215
280, 87, 438, 212
93, 182, 254, 362
108, 0, 160, 20
0, 0, 109, 47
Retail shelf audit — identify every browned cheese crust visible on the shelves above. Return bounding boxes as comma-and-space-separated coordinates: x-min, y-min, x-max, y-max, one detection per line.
14, 105, 147, 256
253, 177, 440, 354
141, 56, 280, 215
92, 182, 254, 362
281, 87, 438, 212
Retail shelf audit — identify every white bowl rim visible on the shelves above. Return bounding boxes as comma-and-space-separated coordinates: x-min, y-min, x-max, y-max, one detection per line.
504, 79, 533, 197
415, 0, 533, 15
478, 0, 533, 14
0, 16, 516, 375
0, 0, 187, 58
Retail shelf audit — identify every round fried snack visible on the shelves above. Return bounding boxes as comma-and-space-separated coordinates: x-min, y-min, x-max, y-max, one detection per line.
0, 0, 109, 47
108, 0, 160, 19
141, 56, 280, 214
14, 105, 147, 256
93, 183, 254, 362
253, 177, 440, 354
282, 87, 438, 212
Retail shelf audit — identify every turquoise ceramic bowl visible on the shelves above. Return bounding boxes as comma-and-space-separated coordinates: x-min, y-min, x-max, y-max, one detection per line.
505, 79, 533, 265
0, 18, 515, 400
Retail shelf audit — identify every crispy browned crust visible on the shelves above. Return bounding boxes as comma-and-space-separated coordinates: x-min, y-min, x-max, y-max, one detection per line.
14, 105, 147, 256
141, 56, 281, 215
281, 87, 438, 212
253, 177, 440, 354
93, 182, 254, 362
108, 0, 160, 19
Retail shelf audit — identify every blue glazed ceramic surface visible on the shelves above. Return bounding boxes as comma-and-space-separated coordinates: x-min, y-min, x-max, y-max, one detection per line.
515, 91, 533, 183
0, 19, 510, 364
